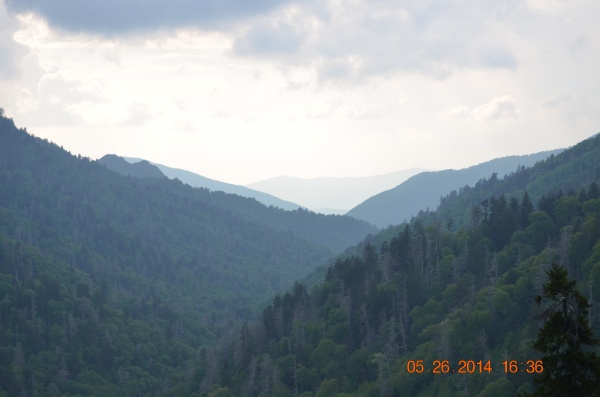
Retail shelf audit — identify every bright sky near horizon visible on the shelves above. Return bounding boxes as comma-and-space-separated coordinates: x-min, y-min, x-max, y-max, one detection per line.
1, 0, 599, 185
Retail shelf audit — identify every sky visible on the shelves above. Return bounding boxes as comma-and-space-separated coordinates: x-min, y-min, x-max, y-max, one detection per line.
0, 0, 599, 185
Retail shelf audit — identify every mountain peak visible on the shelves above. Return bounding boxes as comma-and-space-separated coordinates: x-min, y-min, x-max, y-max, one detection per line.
98, 154, 166, 179
121, 156, 304, 211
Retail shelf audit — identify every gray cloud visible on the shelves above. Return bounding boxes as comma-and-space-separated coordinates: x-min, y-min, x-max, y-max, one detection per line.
5, 0, 293, 34
4, 0, 526, 83
231, 0, 525, 81
479, 48, 518, 70
233, 20, 304, 57
7, 0, 586, 87
0, 3, 27, 79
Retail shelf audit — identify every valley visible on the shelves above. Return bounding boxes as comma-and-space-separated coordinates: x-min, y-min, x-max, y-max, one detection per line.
1, 111, 600, 396
1, 0, 597, 394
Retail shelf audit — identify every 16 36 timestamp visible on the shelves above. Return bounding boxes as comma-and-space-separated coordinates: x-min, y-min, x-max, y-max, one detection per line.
406, 359, 543, 374
502, 360, 544, 374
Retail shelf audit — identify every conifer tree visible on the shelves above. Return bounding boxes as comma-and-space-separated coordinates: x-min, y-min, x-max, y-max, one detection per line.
526, 264, 600, 396
519, 191, 534, 229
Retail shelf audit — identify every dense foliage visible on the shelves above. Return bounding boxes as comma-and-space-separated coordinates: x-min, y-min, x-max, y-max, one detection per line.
201, 135, 600, 396
0, 112, 375, 396
525, 264, 600, 396
2, 106, 600, 396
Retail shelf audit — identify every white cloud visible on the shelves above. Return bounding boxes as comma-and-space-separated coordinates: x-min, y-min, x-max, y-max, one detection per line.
438, 105, 470, 119
124, 103, 154, 126
526, 0, 581, 12
226, 0, 530, 82
541, 92, 572, 109
439, 96, 521, 122
472, 95, 521, 121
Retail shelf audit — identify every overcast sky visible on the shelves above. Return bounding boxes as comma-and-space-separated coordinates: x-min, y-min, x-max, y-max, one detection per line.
1, 0, 598, 185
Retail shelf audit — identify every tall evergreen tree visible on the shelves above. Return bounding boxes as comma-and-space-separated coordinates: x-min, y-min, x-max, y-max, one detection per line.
520, 191, 534, 229
527, 264, 600, 396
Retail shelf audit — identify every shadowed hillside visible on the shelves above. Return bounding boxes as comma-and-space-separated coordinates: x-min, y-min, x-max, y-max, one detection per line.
0, 112, 376, 396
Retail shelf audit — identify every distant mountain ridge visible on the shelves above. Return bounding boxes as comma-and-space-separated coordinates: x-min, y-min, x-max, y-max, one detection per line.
98, 154, 166, 179
347, 149, 564, 228
246, 168, 429, 213
123, 157, 302, 211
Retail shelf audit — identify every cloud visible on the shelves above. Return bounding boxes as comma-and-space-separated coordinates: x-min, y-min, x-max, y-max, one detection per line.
472, 95, 520, 121
233, 19, 305, 57
526, 0, 573, 12
228, 0, 526, 82
541, 92, 572, 109
38, 72, 103, 103
17, 71, 106, 125
438, 105, 470, 119
0, 0, 27, 79
5, 0, 294, 34
5, 0, 596, 95
6, 0, 528, 82
124, 103, 154, 126
316, 56, 364, 83
479, 47, 518, 70
439, 96, 521, 122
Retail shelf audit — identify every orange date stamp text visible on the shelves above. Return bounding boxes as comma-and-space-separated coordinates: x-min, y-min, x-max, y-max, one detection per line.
405, 359, 543, 374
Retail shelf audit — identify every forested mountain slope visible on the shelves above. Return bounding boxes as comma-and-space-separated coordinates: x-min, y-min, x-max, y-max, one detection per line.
201, 133, 600, 396
347, 150, 563, 228
350, 135, 600, 253
120, 156, 377, 254
0, 112, 375, 396
123, 156, 304, 211
431, 136, 600, 231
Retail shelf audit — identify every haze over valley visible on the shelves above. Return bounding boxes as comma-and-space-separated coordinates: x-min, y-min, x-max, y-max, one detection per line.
246, 169, 428, 214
